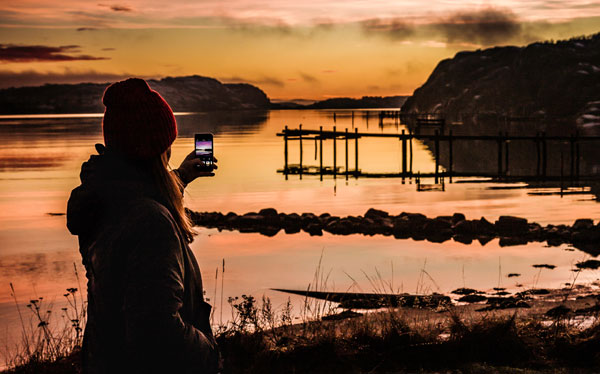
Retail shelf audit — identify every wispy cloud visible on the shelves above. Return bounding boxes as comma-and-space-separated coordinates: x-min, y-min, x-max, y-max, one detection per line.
362, 7, 527, 46
436, 8, 521, 46
1, 0, 599, 28
0, 44, 109, 62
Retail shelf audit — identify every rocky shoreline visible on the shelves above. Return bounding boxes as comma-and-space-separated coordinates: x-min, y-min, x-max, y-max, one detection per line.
187, 208, 600, 255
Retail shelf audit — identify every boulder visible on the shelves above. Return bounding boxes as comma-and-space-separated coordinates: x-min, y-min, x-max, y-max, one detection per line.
573, 218, 594, 231
365, 208, 389, 220
258, 208, 280, 225
304, 223, 323, 236
495, 216, 528, 235
451, 213, 466, 225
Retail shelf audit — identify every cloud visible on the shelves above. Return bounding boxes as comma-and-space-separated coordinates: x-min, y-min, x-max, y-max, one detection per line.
76, 27, 97, 31
436, 8, 522, 46
299, 72, 319, 83
361, 8, 524, 46
101, 47, 116, 51
110, 5, 132, 12
97, 3, 133, 12
220, 75, 285, 88
0, 44, 109, 63
0, 69, 136, 89
361, 18, 415, 40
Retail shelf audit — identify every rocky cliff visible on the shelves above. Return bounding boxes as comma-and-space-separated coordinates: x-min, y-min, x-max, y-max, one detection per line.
0, 75, 270, 114
402, 33, 600, 132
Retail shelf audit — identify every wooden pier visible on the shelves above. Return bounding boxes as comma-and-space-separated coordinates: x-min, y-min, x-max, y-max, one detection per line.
277, 126, 600, 184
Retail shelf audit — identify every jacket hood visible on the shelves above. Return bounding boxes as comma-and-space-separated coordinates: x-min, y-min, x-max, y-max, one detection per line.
67, 145, 162, 238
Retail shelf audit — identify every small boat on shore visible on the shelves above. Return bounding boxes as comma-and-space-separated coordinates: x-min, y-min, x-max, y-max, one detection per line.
272, 288, 451, 309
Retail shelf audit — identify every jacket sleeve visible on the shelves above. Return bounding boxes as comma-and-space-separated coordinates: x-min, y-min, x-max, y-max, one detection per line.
122, 203, 219, 373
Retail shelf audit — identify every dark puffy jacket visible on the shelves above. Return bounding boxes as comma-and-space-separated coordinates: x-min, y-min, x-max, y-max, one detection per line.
67, 147, 220, 374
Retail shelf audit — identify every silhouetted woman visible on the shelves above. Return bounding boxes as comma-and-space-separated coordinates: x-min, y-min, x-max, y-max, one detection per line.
67, 78, 220, 374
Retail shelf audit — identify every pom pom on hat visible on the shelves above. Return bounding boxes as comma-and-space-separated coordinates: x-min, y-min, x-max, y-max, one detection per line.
102, 78, 177, 159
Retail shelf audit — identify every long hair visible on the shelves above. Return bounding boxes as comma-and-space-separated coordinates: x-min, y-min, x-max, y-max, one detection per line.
146, 151, 195, 243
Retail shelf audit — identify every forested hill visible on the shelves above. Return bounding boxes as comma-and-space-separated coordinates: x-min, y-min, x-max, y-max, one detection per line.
401, 33, 600, 129
0, 75, 271, 114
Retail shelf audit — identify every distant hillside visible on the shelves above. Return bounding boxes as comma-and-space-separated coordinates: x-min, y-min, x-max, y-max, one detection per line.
272, 96, 407, 109
402, 33, 600, 132
0, 75, 270, 114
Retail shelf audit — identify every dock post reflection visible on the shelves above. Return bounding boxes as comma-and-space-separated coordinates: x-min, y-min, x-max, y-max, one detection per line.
434, 130, 440, 184
345, 128, 349, 180
354, 128, 359, 179
401, 130, 407, 184
284, 125, 288, 180
333, 126, 337, 179
448, 130, 453, 182
319, 126, 323, 181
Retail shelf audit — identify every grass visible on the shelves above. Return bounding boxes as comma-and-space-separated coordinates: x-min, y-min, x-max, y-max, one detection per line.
5, 257, 600, 373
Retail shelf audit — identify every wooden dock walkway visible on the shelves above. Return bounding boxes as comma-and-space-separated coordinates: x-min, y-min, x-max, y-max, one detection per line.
277, 126, 600, 184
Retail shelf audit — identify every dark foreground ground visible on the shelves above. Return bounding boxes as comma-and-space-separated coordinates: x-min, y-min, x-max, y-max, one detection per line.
5, 288, 600, 374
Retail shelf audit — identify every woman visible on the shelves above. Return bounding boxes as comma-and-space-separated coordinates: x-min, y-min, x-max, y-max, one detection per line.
67, 78, 220, 373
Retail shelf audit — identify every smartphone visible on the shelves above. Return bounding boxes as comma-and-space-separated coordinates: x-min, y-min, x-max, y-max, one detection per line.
194, 133, 214, 171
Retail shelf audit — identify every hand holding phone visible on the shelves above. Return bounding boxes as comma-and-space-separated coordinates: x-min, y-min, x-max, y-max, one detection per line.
174, 134, 217, 185
195, 133, 214, 172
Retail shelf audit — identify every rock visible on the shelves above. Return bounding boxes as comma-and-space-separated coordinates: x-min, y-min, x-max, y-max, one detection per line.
319, 213, 331, 221
365, 208, 389, 220
453, 220, 477, 235
575, 260, 600, 270
258, 208, 279, 225
572, 227, 600, 243
458, 294, 487, 303
301, 213, 320, 229
573, 218, 594, 231
324, 219, 353, 235
451, 213, 466, 225
238, 213, 264, 227
451, 288, 480, 295
423, 217, 452, 233
304, 223, 323, 236
532, 264, 556, 270
495, 216, 528, 235
478, 217, 496, 235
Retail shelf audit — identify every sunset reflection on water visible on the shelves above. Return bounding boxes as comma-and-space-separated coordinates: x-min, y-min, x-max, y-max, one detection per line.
0, 109, 599, 355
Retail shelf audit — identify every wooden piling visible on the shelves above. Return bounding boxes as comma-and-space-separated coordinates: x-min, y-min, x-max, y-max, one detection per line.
284, 125, 288, 177
448, 130, 453, 182
401, 130, 407, 177
434, 130, 440, 183
409, 129, 413, 179
319, 126, 323, 181
345, 128, 349, 180
354, 128, 359, 178
333, 126, 337, 179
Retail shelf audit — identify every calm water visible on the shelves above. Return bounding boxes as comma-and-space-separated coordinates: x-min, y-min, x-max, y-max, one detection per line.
1, 109, 599, 359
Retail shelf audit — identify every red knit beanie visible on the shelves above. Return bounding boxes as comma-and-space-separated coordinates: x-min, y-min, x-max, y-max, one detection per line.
102, 78, 177, 160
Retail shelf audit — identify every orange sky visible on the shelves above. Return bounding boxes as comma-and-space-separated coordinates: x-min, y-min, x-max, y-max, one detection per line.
1, 1, 600, 99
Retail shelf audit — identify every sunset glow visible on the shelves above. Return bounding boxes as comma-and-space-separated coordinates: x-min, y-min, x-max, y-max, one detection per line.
1, 1, 600, 99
